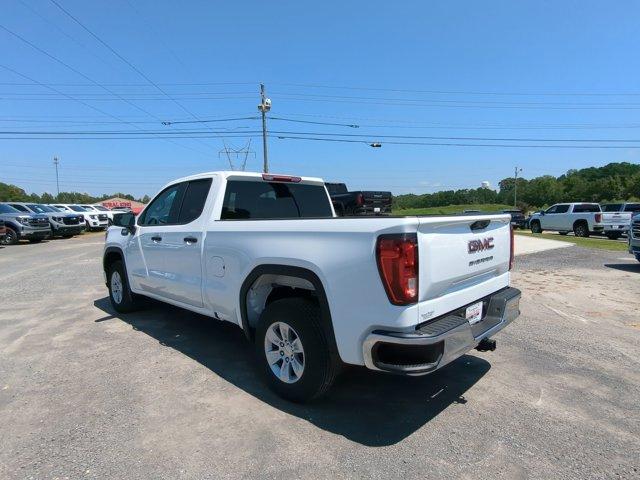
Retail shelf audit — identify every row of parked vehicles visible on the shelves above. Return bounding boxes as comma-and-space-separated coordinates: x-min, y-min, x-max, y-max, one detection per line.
0, 202, 128, 245
503, 202, 640, 239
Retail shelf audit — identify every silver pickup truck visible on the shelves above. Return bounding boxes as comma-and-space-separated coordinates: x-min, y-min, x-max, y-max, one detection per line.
601, 203, 640, 239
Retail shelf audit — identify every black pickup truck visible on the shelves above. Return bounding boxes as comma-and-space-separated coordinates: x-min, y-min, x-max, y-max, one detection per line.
325, 182, 393, 216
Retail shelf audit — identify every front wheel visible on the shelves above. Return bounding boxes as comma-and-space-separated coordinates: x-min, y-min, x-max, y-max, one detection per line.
256, 298, 339, 402
107, 260, 141, 313
1, 227, 18, 245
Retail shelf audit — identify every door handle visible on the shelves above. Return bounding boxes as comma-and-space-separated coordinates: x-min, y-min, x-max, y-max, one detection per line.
183, 236, 198, 244
151, 236, 162, 242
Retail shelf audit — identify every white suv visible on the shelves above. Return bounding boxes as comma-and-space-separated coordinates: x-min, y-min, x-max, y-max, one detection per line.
52, 204, 109, 231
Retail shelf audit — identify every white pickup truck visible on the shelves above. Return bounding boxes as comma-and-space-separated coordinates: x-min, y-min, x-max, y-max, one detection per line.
103, 171, 521, 401
529, 203, 604, 237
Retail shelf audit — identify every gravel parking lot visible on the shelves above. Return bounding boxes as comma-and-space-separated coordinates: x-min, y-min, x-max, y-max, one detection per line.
1, 234, 639, 479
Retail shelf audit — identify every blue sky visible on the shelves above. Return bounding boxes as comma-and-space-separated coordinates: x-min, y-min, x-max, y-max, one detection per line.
1, 0, 640, 198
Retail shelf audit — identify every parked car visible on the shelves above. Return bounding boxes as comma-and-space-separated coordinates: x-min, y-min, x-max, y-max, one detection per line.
325, 182, 392, 216
6, 202, 84, 238
528, 203, 606, 237
502, 209, 526, 229
600, 202, 640, 239
103, 171, 521, 402
82, 204, 115, 225
0, 203, 51, 245
629, 213, 640, 262
0, 219, 6, 243
51, 204, 109, 231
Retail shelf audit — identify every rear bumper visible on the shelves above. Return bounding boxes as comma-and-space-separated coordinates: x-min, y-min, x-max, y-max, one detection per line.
603, 224, 628, 232
363, 287, 521, 375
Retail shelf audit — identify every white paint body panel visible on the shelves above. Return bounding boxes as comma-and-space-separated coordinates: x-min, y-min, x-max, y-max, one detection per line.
105, 171, 512, 366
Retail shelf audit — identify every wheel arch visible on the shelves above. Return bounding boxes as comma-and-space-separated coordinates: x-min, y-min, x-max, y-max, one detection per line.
103, 246, 126, 285
573, 219, 589, 230
239, 264, 338, 356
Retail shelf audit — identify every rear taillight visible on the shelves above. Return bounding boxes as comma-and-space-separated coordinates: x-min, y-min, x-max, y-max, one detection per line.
376, 233, 418, 305
509, 225, 515, 270
595, 213, 602, 223
356, 193, 364, 206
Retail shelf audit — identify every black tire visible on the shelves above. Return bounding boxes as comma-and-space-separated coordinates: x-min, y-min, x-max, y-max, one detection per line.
1, 227, 18, 245
107, 260, 141, 313
255, 298, 339, 402
574, 222, 589, 237
28, 238, 43, 244
605, 232, 621, 240
559, 231, 569, 236
530, 221, 542, 234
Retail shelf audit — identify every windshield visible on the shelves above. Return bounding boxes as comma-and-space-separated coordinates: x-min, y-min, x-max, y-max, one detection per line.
81, 205, 97, 211
27, 204, 54, 213
69, 205, 89, 212
623, 203, 640, 213
93, 205, 109, 211
0, 204, 21, 214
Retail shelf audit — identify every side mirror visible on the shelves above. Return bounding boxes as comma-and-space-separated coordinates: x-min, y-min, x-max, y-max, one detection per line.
113, 212, 136, 234
540, 211, 545, 216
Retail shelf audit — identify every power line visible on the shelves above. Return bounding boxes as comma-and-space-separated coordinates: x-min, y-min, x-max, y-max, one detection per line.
2, 128, 640, 143
48, 0, 228, 148
269, 81, 640, 97
0, 63, 212, 157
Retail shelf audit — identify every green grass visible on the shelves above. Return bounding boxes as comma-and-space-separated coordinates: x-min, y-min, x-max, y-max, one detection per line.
516, 231, 629, 252
393, 204, 513, 216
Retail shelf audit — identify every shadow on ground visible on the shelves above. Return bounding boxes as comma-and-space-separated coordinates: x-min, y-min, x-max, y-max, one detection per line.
605, 262, 640, 273
94, 297, 490, 446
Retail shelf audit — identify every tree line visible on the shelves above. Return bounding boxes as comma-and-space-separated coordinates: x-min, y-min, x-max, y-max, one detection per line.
394, 162, 640, 211
2, 162, 639, 211
0, 182, 150, 205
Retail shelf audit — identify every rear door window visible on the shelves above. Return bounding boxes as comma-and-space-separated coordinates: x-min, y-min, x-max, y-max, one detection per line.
221, 180, 333, 219
177, 178, 212, 224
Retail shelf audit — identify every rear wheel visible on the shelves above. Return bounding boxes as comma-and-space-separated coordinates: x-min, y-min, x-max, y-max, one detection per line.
256, 298, 338, 402
107, 260, 141, 313
574, 222, 589, 237
530, 221, 542, 234
1, 227, 18, 245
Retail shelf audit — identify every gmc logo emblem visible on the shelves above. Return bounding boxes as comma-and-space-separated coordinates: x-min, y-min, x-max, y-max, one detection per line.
468, 237, 494, 254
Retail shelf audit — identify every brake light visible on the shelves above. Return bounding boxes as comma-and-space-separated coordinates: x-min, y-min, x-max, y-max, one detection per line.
376, 233, 418, 305
356, 193, 364, 206
509, 225, 515, 270
261, 174, 301, 183
595, 213, 602, 223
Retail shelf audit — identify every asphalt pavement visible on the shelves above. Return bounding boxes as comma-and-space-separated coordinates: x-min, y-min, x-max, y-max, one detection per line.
0, 234, 638, 479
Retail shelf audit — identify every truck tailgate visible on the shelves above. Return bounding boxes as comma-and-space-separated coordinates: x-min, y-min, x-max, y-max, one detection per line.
417, 215, 511, 301
601, 212, 632, 226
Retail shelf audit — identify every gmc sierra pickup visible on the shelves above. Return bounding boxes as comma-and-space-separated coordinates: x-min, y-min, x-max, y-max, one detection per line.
103, 171, 521, 402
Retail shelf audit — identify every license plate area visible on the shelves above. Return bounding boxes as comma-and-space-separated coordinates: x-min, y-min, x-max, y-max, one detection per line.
465, 301, 483, 325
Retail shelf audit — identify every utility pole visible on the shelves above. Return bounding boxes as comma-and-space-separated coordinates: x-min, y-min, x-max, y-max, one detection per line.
257, 83, 271, 173
53, 156, 60, 199
514, 166, 523, 207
